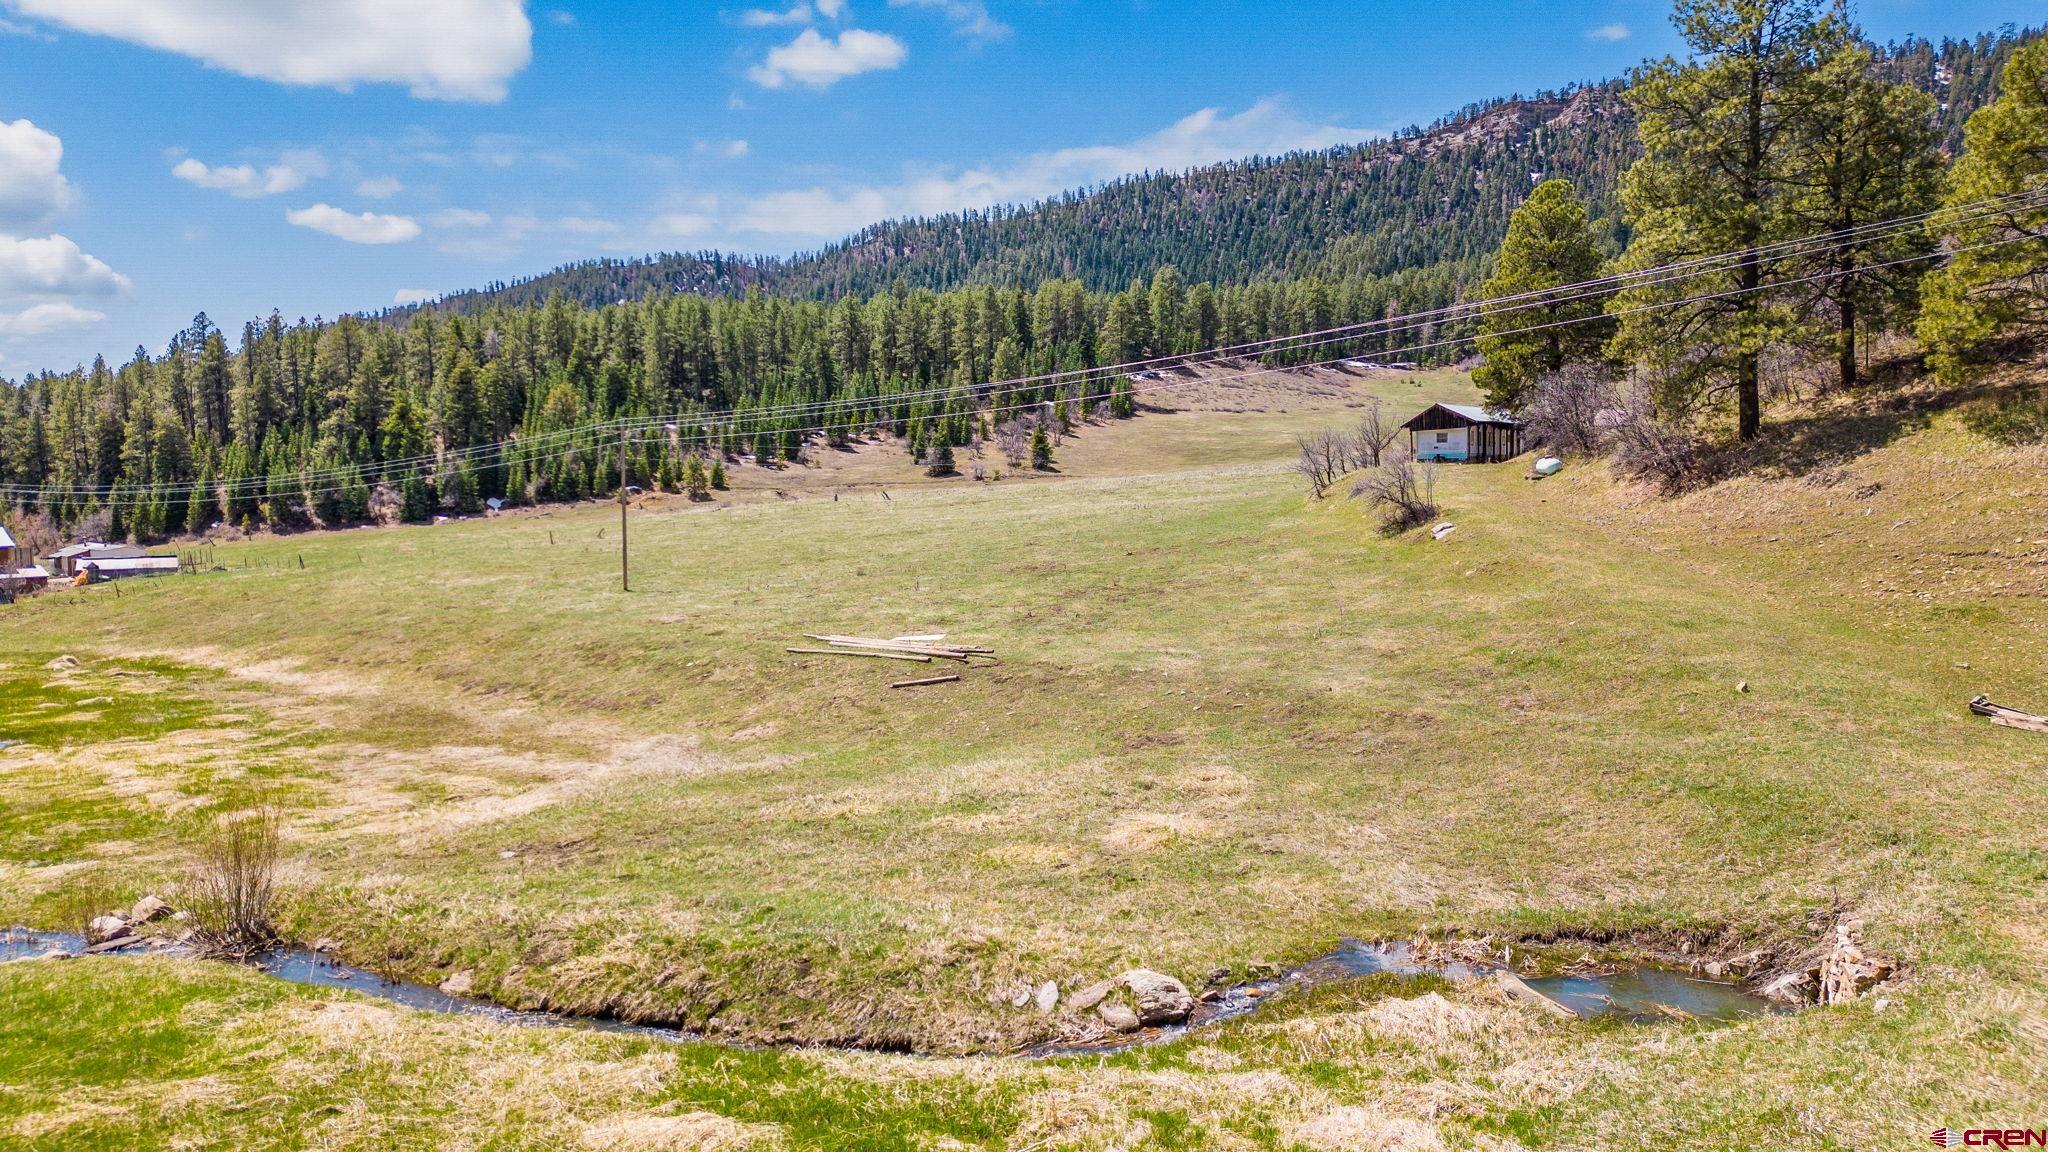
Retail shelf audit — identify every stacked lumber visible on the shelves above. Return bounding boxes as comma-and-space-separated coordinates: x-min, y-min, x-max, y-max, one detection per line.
785, 632, 994, 687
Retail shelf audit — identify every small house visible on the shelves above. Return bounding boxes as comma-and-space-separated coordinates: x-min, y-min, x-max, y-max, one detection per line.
1401, 403, 1525, 463
0, 525, 14, 570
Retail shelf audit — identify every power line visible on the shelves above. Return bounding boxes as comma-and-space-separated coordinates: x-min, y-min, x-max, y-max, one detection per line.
9, 189, 2042, 505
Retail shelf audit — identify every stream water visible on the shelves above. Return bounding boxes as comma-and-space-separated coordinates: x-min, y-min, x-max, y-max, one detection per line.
2, 928, 1781, 1057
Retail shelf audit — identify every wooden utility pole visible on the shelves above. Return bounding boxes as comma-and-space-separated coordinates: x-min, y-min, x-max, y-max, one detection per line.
618, 429, 630, 592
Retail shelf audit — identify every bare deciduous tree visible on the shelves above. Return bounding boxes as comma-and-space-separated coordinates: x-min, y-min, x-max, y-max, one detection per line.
1525, 362, 1619, 456
1350, 449, 1440, 532
1609, 382, 1706, 495
1294, 428, 1346, 497
1351, 398, 1401, 469
994, 419, 1032, 466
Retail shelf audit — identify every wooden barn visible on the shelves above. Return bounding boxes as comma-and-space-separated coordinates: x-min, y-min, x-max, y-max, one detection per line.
1402, 403, 1526, 463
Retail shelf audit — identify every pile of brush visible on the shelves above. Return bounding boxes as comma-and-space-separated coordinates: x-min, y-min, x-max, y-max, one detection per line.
784, 633, 996, 688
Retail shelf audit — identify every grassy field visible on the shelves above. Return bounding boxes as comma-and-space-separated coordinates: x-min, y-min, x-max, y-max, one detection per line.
3, 363, 2044, 1149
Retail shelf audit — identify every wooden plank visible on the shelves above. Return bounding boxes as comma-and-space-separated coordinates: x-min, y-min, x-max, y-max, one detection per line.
805, 635, 975, 661
1970, 695, 2048, 734
786, 648, 932, 663
890, 674, 961, 689
1495, 971, 1575, 1018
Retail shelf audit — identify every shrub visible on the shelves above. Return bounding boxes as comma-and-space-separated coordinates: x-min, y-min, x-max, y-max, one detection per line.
182, 809, 283, 958
1608, 383, 1707, 495
1525, 362, 1619, 456
1350, 449, 1439, 532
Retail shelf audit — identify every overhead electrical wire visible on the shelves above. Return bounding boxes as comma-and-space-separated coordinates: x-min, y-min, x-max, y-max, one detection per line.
9, 189, 2044, 506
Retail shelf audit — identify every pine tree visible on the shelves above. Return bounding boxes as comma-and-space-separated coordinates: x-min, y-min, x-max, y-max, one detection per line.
1609, 0, 1848, 438
924, 426, 955, 476
1473, 180, 1612, 412
1029, 422, 1054, 470
708, 458, 728, 490
1919, 40, 2048, 382
684, 453, 710, 500
1781, 43, 1942, 389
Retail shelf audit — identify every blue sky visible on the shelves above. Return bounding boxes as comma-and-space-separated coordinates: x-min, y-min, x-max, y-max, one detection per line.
0, 0, 2032, 375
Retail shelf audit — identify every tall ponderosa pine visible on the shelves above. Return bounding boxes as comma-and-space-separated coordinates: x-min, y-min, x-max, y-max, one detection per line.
1610, 0, 1848, 438
1780, 43, 1942, 388
1918, 39, 2048, 382
1473, 179, 1612, 412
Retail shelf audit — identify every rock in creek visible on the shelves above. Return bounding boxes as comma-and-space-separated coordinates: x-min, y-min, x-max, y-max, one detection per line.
1817, 925, 1892, 1005
1097, 1001, 1141, 1032
131, 896, 171, 924
1121, 968, 1194, 1026
86, 915, 132, 944
439, 970, 475, 996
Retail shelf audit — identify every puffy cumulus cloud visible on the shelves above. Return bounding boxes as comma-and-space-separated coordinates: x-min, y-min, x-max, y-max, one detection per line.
0, 233, 130, 298
888, 0, 1009, 42
285, 202, 421, 244
3, 0, 533, 102
171, 149, 326, 197
748, 27, 906, 89
0, 118, 76, 229
736, 99, 1376, 237
1586, 23, 1630, 42
0, 301, 105, 335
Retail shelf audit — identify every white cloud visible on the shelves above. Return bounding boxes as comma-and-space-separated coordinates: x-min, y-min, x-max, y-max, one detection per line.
392, 287, 436, 304
814, 0, 846, 17
0, 119, 76, 229
740, 3, 813, 27
0, 15, 53, 40
3, 0, 533, 102
431, 208, 491, 228
286, 202, 421, 244
356, 175, 403, 199
0, 301, 105, 335
545, 9, 575, 26
696, 138, 751, 158
1586, 23, 1630, 42
653, 212, 716, 239
748, 27, 906, 89
171, 150, 325, 197
735, 99, 1376, 237
888, 0, 1008, 42
555, 216, 621, 234
0, 233, 130, 297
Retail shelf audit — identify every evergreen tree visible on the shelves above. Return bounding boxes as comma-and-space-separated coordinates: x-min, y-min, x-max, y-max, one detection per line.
1781, 43, 1943, 388
1919, 39, 2048, 382
708, 458, 728, 490
1029, 422, 1054, 470
684, 453, 709, 500
1609, 0, 1848, 438
1473, 180, 1612, 412
924, 426, 956, 476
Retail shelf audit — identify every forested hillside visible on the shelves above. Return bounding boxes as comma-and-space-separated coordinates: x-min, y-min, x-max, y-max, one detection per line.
0, 23, 2038, 545
426, 28, 2036, 315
